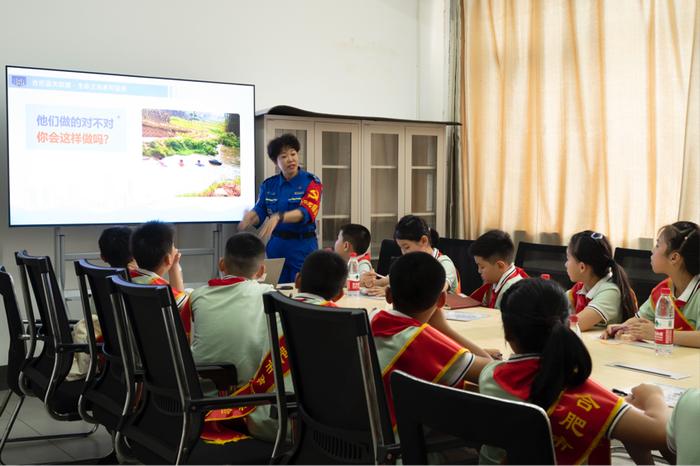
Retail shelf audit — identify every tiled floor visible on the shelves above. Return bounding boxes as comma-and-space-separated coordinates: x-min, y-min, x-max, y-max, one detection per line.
0, 390, 113, 464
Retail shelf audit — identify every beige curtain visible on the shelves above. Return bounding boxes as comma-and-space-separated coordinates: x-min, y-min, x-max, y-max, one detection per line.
460, 0, 700, 248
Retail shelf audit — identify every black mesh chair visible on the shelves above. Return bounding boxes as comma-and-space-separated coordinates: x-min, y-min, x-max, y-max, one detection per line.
0, 253, 100, 463
390, 371, 555, 465
436, 238, 481, 294
108, 275, 275, 464
514, 242, 572, 289
614, 248, 665, 304
376, 239, 401, 277
73, 260, 133, 437
262, 291, 398, 464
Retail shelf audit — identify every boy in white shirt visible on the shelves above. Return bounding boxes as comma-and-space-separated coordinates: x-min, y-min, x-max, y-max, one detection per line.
334, 223, 373, 275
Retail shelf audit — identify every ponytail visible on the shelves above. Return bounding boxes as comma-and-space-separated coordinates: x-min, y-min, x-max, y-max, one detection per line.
660, 222, 700, 276
569, 230, 637, 319
500, 278, 593, 410
609, 261, 637, 320
530, 321, 592, 409
429, 228, 440, 248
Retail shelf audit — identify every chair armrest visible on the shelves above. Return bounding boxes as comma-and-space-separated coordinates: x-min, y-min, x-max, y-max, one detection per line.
269, 393, 298, 420
188, 393, 276, 412
56, 343, 90, 353
196, 363, 237, 393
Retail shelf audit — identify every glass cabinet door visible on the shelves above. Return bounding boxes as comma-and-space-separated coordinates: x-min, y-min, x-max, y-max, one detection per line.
406, 127, 445, 235
313, 123, 360, 249
362, 125, 405, 257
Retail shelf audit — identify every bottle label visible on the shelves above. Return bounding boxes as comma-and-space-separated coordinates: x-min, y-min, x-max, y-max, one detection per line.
348, 279, 360, 292
654, 327, 673, 345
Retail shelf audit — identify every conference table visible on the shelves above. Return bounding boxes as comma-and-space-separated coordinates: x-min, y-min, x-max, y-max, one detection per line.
336, 293, 700, 393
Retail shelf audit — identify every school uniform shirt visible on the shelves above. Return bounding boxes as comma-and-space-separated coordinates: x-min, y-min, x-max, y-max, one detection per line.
566, 273, 623, 326
432, 248, 460, 293
470, 264, 528, 309
479, 354, 630, 465
130, 268, 192, 337
190, 276, 288, 443
667, 388, 700, 465
369, 308, 475, 427
637, 274, 700, 330
357, 251, 373, 276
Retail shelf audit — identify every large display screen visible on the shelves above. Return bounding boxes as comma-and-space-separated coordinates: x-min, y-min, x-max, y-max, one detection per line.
6, 66, 255, 226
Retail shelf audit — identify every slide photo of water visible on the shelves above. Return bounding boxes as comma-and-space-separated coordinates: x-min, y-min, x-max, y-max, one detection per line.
141, 109, 241, 197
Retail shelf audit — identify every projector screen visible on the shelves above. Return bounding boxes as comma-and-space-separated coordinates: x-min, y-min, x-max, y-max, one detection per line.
5, 66, 256, 226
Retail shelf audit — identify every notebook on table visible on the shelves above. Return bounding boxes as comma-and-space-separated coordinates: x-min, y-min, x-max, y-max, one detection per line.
444, 293, 481, 310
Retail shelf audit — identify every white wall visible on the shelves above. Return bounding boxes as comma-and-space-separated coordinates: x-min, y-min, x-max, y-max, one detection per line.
0, 0, 449, 364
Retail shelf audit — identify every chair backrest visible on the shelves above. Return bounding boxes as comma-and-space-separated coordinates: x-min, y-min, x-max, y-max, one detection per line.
263, 292, 395, 464
376, 239, 401, 277
613, 247, 665, 303
14, 250, 74, 380
0, 266, 28, 395
74, 260, 128, 362
74, 259, 129, 429
514, 242, 572, 289
391, 371, 555, 465
436, 237, 481, 294
108, 275, 202, 464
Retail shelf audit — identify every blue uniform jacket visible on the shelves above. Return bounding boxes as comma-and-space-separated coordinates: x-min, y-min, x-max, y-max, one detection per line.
252, 169, 322, 233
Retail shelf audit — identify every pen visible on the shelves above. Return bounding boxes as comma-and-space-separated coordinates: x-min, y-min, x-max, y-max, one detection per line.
612, 388, 629, 397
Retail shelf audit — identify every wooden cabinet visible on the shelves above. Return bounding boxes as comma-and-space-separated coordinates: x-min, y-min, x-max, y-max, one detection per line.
256, 107, 451, 255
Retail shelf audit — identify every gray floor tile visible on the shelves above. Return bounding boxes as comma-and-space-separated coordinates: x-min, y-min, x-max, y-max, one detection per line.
48, 426, 113, 461
0, 420, 75, 464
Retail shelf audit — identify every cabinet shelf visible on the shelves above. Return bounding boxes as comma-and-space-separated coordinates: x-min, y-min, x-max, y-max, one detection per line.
411, 166, 436, 170
322, 165, 350, 169
321, 214, 351, 219
370, 213, 398, 218
371, 165, 398, 169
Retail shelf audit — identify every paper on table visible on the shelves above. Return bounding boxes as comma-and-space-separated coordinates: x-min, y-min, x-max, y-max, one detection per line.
606, 362, 690, 380
623, 383, 688, 407
445, 310, 490, 322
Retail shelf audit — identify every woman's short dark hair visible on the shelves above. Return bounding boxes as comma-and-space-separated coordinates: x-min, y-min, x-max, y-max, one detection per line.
267, 133, 301, 162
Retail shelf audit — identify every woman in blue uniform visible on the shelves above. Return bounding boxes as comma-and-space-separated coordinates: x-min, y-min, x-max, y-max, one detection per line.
239, 133, 323, 283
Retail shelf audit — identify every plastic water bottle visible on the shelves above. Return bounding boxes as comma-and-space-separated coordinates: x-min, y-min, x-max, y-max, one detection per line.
569, 313, 582, 338
654, 287, 674, 356
347, 253, 360, 297
540, 274, 551, 280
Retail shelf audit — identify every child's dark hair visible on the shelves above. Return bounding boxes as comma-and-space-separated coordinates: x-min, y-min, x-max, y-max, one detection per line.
569, 230, 637, 320
299, 250, 348, 300
500, 278, 592, 410
389, 252, 445, 313
98, 226, 133, 268
659, 221, 700, 275
394, 215, 439, 247
469, 229, 515, 263
223, 233, 266, 277
131, 221, 175, 271
267, 133, 301, 162
339, 223, 371, 255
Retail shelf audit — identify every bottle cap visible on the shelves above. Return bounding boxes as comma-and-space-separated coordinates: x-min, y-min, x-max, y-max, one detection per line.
569, 314, 579, 324
350, 252, 357, 257
540, 273, 551, 280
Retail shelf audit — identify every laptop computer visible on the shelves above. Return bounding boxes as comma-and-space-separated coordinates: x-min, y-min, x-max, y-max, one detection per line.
260, 258, 286, 286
